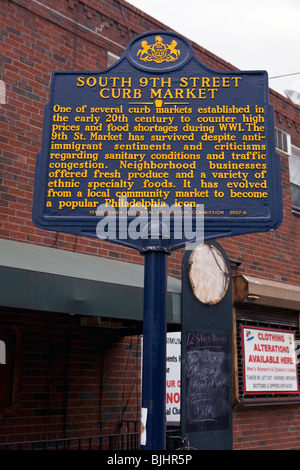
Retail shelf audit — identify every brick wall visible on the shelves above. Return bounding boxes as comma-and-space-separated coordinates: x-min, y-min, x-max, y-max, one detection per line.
0, 307, 141, 444
221, 90, 300, 285
233, 406, 300, 450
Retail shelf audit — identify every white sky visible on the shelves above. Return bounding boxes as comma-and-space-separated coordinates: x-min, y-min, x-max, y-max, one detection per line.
126, 0, 300, 98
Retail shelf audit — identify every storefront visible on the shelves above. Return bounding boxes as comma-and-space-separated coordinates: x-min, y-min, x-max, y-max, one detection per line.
1, 0, 299, 450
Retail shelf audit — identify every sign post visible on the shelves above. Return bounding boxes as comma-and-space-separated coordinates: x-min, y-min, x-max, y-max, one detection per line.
33, 30, 283, 450
141, 248, 168, 450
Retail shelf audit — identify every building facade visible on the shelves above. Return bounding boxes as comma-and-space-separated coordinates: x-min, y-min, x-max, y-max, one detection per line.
0, 0, 300, 449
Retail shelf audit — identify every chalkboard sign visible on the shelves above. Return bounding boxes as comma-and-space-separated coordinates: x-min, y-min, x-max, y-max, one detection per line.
185, 331, 230, 432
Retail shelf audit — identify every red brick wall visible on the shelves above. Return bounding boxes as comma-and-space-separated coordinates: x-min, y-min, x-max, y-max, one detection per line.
233, 406, 300, 450
0, 307, 141, 444
1, 0, 300, 450
221, 90, 300, 285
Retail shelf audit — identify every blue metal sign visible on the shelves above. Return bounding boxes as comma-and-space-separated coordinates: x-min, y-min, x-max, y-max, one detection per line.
33, 31, 283, 252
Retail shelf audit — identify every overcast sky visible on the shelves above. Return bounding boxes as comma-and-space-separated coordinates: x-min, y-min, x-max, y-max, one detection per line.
126, 0, 300, 98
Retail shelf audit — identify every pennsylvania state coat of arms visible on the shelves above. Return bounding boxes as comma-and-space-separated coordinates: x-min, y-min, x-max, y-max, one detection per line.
137, 35, 180, 63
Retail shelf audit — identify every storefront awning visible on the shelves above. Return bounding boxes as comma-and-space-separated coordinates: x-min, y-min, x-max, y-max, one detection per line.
0, 239, 181, 325
233, 274, 300, 311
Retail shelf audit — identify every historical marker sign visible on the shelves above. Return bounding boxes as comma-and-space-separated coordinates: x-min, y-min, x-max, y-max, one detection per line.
33, 30, 283, 251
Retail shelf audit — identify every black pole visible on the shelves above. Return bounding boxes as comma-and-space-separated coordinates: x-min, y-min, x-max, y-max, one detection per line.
141, 249, 168, 450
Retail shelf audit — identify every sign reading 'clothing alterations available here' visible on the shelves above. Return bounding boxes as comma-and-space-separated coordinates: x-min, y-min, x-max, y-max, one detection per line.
242, 326, 299, 395
33, 31, 283, 251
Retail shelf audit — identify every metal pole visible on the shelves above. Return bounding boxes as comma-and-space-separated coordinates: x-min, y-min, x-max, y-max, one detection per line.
141, 249, 168, 450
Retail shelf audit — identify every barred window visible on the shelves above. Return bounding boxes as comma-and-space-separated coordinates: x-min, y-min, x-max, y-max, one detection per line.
275, 128, 291, 154
235, 304, 300, 405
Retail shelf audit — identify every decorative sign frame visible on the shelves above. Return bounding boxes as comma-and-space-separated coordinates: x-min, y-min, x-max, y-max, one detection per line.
33, 30, 283, 252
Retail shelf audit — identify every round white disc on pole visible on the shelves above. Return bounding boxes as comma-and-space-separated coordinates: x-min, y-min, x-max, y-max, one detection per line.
189, 244, 229, 304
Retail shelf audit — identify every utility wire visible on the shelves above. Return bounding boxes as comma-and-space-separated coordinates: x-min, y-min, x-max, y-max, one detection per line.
269, 72, 300, 80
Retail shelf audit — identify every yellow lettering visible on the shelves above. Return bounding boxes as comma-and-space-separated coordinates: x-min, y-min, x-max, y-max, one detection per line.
180, 77, 188, 87
100, 88, 109, 99
232, 77, 242, 87
77, 76, 85, 87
